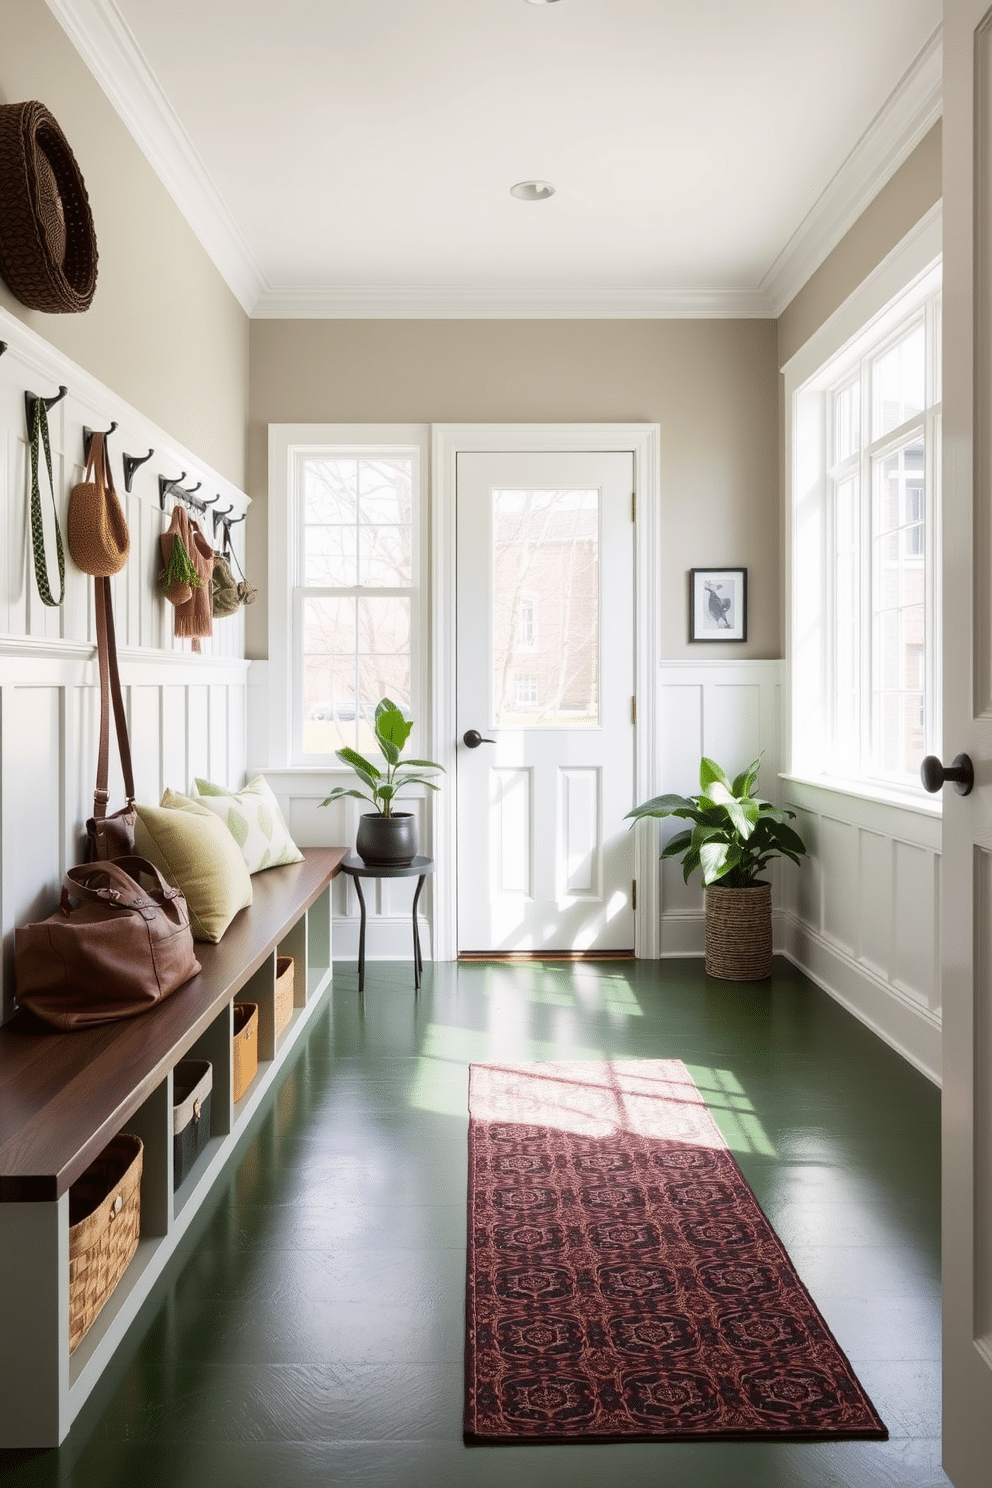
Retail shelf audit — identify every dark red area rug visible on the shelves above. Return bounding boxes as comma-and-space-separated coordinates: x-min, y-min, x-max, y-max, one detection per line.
464, 1060, 888, 1444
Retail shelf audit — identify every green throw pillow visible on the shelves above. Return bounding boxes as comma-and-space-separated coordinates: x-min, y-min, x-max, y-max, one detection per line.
135, 792, 253, 943
191, 775, 304, 874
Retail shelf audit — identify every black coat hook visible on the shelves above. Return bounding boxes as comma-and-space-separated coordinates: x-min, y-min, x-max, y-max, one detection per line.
82, 421, 118, 463
0, 341, 7, 358
24, 385, 68, 428
158, 472, 187, 510
123, 448, 154, 492
212, 504, 233, 536
159, 473, 210, 516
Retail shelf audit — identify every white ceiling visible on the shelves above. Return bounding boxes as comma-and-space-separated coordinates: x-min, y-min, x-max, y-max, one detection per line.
51, 0, 943, 317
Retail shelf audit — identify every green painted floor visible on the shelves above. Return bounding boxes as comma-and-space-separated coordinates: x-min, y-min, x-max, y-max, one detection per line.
1, 958, 946, 1487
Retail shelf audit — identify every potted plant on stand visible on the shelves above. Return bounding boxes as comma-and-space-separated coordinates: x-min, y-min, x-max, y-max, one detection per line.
319, 697, 444, 866
627, 756, 807, 980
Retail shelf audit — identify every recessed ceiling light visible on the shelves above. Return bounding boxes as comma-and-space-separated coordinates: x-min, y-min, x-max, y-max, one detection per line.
525, 1, 563, 6
510, 180, 556, 201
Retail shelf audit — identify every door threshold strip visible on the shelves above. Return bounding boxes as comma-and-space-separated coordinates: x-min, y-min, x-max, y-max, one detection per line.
458, 950, 635, 962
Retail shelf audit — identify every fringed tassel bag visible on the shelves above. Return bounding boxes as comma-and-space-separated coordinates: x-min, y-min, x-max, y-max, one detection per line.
160, 505, 214, 651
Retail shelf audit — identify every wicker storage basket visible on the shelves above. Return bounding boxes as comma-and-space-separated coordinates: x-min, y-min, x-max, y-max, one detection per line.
232, 1001, 258, 1102
68, 1133, 142, 1353
275, 956, 294, 1037
704, 883, 773, 981
173, 1060, 212, 1191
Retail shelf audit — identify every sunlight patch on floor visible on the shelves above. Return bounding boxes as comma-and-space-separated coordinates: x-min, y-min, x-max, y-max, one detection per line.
474, 968, 644, 1016
688, 1064, 778, 1157
422, 1022, 607, 1067
408, 1055, 470, 1117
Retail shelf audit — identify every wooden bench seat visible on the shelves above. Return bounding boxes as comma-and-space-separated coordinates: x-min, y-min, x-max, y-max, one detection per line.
0, 845, 345, 1448
0, 847, 345, 1201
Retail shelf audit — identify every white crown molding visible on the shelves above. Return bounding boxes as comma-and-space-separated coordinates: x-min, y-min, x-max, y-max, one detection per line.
250, 284, 775, 320
762, 25, 943, 316
45, 0, 266, 314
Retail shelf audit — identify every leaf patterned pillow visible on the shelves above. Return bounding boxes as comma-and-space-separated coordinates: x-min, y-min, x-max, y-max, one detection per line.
190, 775, 304, 874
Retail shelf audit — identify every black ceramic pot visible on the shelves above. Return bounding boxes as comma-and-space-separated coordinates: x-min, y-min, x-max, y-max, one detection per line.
356, 812, 417, 867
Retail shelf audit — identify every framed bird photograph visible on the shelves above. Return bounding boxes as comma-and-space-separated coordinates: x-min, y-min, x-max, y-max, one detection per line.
690, 567, 747, 642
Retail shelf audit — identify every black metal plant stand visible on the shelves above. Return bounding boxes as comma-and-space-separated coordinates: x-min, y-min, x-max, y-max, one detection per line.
338, 854, 434, 992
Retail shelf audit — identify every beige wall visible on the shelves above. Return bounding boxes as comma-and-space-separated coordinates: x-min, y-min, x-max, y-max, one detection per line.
0, 0, 248, 485
248, 317, 780, 661
778, 122, 942, 369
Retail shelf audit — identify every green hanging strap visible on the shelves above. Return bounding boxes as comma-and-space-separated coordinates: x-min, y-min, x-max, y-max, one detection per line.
27, 396, 66, 608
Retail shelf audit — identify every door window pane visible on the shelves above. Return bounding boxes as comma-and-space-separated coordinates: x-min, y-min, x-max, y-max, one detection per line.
492, 488, 599, 728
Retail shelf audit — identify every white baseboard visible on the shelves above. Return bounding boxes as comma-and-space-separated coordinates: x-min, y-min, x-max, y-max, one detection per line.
780, 912, 941, 1086
658, 906, 941, 1085
332, 915, 432, 963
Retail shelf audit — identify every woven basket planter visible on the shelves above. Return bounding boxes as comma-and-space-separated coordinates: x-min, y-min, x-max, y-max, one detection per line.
704, 883, 773, 981
68, 1133, 142, 1353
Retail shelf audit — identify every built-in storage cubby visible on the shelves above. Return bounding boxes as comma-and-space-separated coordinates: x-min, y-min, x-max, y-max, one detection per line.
0, 848, 344, 1448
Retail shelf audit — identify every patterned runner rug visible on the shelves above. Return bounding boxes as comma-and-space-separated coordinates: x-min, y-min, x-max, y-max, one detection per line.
465, 1060, 888, 1444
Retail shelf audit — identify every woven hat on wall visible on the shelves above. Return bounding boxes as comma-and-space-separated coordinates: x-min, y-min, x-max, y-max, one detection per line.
0, 100, 98, 313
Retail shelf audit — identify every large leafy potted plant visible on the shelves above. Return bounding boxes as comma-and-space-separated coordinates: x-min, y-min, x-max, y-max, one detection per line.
319, 698, 444, 866
627, 756, 806, 980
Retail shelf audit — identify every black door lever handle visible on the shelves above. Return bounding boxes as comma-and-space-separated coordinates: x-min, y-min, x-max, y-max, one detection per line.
463, 729, 495, 749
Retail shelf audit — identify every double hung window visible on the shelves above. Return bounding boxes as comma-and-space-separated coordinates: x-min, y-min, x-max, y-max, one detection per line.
791, 263, 941, 792
294, 447, 420, 760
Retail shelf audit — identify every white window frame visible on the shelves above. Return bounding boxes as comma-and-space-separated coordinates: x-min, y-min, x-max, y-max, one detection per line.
266, 425, 429, 770
784, 207, 942, 808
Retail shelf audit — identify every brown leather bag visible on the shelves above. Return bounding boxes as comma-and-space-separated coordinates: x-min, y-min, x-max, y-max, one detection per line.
14, 856, 200, 1030
85, 574, 137, 861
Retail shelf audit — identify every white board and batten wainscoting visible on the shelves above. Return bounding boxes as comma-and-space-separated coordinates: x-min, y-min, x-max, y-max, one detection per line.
0, 307, 250, 1025
654, 660, 941, 1085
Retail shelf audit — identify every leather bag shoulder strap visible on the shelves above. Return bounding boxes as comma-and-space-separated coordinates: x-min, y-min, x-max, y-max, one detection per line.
92, 574, 135, 821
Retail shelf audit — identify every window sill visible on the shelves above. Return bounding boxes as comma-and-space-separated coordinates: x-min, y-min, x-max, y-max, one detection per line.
779, 772, 941, 819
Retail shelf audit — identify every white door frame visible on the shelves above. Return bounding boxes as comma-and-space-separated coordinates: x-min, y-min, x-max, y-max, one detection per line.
430, 423, 661, 962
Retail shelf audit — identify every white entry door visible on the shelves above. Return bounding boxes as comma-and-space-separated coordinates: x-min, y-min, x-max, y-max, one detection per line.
941, 5, 992, 1484
456, 450, 635, 953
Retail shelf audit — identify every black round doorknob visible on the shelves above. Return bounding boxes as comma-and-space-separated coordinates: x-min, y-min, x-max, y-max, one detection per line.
920, 753, 974, 796
463, 729, 495, 749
